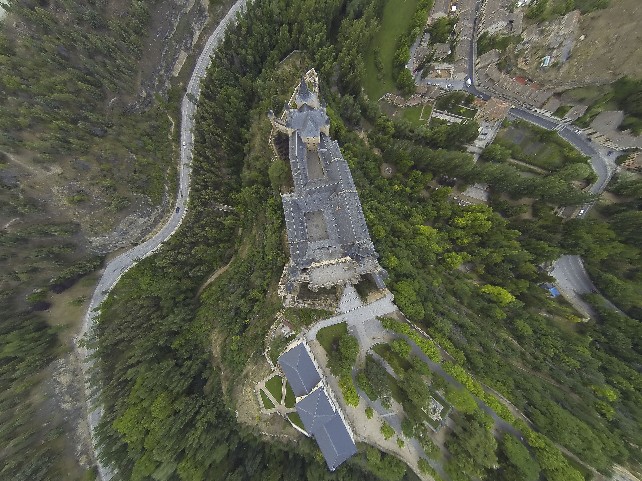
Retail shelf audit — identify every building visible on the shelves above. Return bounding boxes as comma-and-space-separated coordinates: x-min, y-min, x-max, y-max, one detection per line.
269, 71, 386, 300
277, 342, 321, 397
277, 341, 357, 471
297, 388, 357, 471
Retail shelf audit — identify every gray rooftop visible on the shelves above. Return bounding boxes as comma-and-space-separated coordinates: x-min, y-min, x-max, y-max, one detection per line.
277, 343, 321, 397
282, 131, 378, 270
271, 73, 386, 291
314, 413, 358, 470
295, 387, 357, 471
296, 386, 337, 434
286, 107, 329, 141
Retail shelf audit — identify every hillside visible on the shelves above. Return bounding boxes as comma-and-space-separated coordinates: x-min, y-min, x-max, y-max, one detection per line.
88, 1, 641, 481
475, 0, 641, 89
518, 0, 642, 87
0, 0, 232, 478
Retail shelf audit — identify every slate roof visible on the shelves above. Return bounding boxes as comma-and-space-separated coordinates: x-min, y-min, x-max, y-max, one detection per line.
277, 343, 321, 397
295, 387, 357, 471
283, 130, 377, 270
274, 73, 386, 290
296, 387, 336, 434
296, 77, 314, 106
314, 413, 358, 471
286, 107, 329, 140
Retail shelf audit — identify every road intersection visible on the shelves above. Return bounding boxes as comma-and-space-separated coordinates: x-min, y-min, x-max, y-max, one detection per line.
422, 2, 619, 318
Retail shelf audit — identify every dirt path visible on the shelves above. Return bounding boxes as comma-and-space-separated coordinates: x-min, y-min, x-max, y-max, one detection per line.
508, 158, 549, 174
2, 150, 54, 179
197, 257, 234, 295
167, 113, 175, 139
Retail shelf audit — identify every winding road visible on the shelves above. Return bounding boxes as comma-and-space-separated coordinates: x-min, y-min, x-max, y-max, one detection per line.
424, 1, 620, 318
75, 1, 247, 479
74, 1, 622, 477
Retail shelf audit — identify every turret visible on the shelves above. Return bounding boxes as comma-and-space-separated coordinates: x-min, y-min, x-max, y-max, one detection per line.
295, 77, 320, 109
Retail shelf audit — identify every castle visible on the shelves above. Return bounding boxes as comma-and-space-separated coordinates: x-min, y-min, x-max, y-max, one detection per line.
269, 70, 386, 303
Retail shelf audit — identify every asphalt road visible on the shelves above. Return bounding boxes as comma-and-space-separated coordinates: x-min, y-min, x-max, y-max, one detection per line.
507, 108, 614, 195
405, 22, 615, 318
504, 108, 618, 316
450, 7, 619, 316
551, 255, 597, 317
76, 1, 248, 479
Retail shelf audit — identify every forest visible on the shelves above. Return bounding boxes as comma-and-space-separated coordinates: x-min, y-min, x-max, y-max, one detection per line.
89, 0, 422, 480
2, 0, 640, 479
89, 0, 641, 479
0, 0, 175, 479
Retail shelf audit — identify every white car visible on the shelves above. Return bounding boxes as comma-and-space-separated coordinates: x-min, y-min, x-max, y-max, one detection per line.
579, 209, 586, 215
182, 141, 187, 147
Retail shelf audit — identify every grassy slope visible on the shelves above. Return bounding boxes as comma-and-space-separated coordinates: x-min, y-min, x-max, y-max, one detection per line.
497, 122, 585, 171
364, 0, 419, 99
316, 322, 348, 353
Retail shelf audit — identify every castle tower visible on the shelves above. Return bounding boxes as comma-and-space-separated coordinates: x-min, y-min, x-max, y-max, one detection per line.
295, 76, 320, 109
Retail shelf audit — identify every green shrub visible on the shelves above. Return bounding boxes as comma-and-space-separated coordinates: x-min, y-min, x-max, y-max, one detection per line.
339, 374, 360, 407
418, 458, 436, 476
380, 421, 395, 440
381, 317, 441, 362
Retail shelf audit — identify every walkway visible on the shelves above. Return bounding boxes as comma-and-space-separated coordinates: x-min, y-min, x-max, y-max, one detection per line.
305, 288, 445, 479
306, 337, 436, 481
305, 289, 396, 344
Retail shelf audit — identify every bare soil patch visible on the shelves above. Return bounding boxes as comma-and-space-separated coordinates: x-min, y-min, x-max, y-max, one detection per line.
517, 0, 642, 87
381, 162, 396, 179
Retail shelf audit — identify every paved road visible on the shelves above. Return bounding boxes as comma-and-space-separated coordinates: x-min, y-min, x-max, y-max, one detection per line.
507, 108, 615, 195
422, 5, 620, 317
305, 289, 396, 346
75, 1, 247, 479
551, 255, 597, 317
504, 108, 619, 314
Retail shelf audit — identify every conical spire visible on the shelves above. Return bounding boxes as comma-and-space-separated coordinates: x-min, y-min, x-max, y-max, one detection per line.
295, 74, 319, 109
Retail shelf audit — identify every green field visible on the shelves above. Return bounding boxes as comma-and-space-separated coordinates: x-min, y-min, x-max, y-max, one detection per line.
316, 322, 348, 354
495, 121, 589, 171
401, 104, 428, 125
284, 381, 296, 408
265, 376, 283, 403
364, 0, 420, 99
260, 390, 275, 409
288, 412, 305, 430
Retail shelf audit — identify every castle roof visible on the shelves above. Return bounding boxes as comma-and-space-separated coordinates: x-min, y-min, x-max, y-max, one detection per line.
314, 413, 358, 471
295, 77, 319, 109
278, 343, 321, 397
286, 108, 329, 140
295, 387, 357, 471
296, 387, 336, 434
